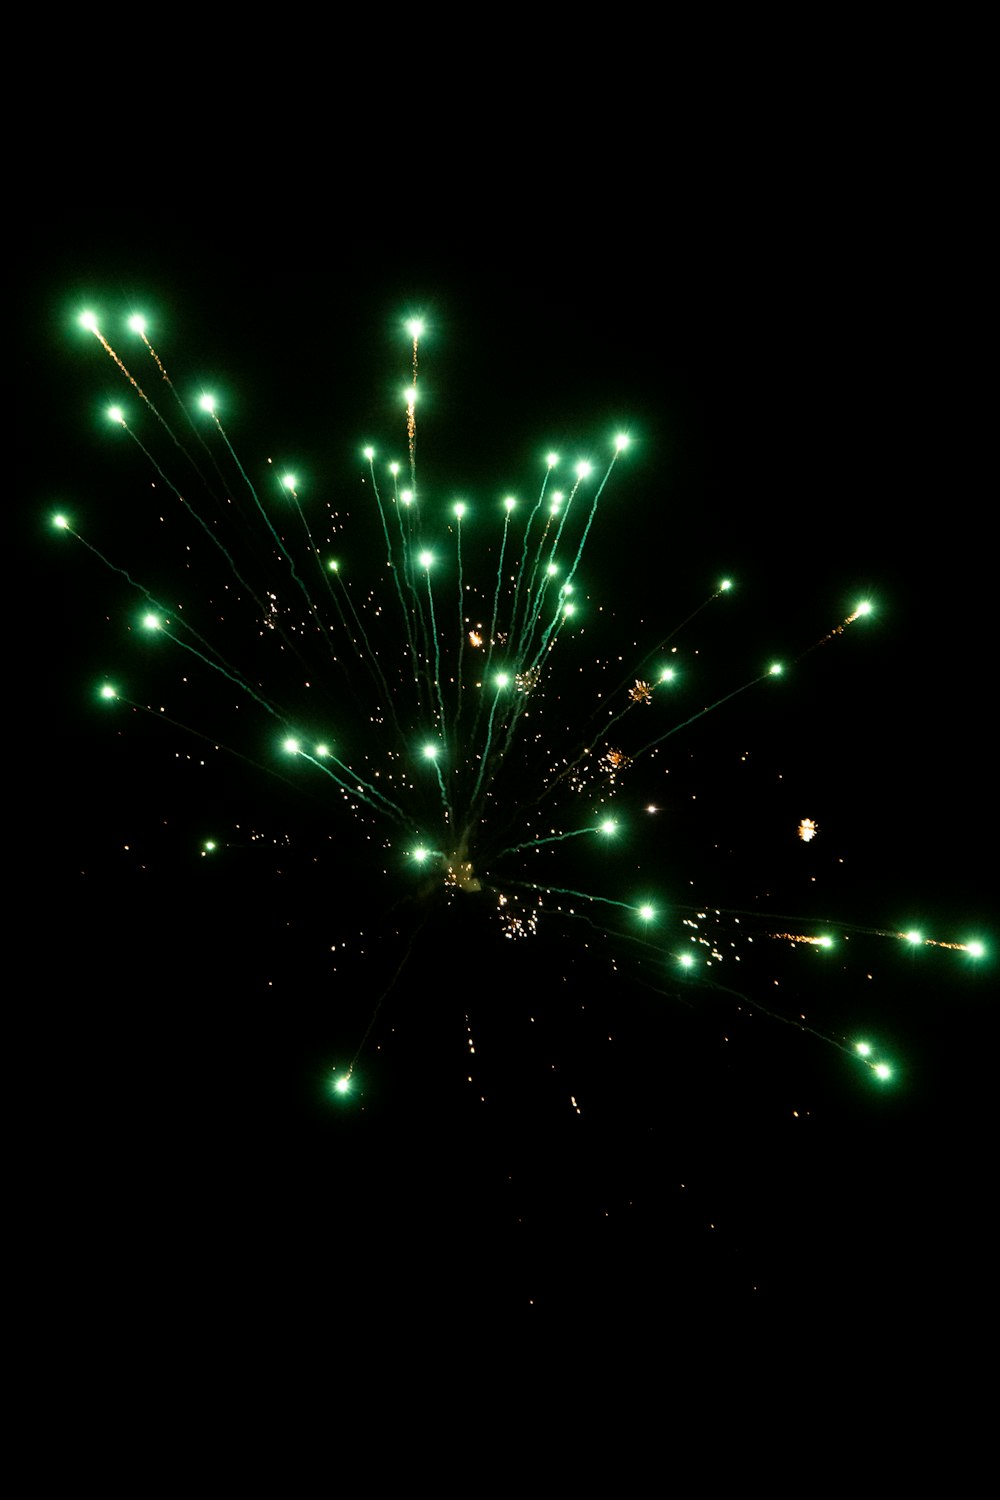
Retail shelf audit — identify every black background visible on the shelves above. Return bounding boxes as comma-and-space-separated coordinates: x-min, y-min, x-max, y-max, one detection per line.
20, 99, 992, 1345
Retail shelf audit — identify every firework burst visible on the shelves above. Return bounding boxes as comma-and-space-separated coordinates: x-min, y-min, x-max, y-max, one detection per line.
57, 304, 987, 1113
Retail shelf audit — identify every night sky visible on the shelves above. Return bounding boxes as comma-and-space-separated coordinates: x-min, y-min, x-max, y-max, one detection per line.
23, 153, 992, 1337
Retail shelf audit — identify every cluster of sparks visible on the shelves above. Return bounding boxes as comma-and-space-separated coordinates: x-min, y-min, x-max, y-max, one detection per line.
58, 305, 988, 1102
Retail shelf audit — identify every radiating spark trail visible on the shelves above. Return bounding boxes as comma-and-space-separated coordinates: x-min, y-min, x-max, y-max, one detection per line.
81, 312, 153, 404
405, 317, 423, 485
632, 664, 784, 761
804, 600, 874, 655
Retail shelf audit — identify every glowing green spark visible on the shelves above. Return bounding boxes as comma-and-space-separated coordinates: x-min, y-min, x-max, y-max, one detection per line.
873, 1063, 892, 1081
108, 405, 125, 425
855, 1042, 872, 1057
128, 315, 146, 334
80, 311, 98, 332
967, 941, 985, 958
198, 394, 216, 414
53, 514, 69, 530
99, 684, 118, 701
283, 737, 301, 754
768, 663, 784, 677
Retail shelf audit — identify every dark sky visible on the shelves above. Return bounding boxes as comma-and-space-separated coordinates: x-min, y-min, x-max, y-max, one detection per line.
22, 142, 992, 1332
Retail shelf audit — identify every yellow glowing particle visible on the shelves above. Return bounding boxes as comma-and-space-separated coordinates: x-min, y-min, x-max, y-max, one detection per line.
798, 818, 819, 842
